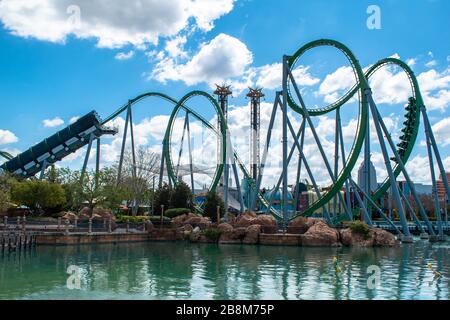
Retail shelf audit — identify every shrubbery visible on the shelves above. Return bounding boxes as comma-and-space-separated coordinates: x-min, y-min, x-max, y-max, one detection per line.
202, 228, 222, 242
348, 221, 371, 240
11, 179, 66, 214
171, 181, 193, 209
203, 191, 224, 223
116, 215, 170, 223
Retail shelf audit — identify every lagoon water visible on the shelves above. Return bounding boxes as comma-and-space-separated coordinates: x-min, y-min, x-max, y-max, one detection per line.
0, 240, 448, 300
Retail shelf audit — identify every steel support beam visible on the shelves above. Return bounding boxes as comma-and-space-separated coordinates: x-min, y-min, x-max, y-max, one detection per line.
366, 91, 411, 238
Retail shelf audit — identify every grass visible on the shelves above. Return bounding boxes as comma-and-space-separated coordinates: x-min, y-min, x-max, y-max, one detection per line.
348, 221, 371, 240
202, 228, 222, 242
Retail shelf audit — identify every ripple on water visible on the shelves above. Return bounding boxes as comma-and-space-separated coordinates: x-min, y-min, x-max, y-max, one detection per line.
0, 241, 448, 300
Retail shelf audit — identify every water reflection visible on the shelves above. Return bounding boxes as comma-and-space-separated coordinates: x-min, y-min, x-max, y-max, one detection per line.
0, 241, 448, 300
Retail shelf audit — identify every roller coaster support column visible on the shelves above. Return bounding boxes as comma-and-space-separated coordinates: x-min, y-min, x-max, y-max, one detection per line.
337, 107, 353, 221
351, 179, 372, 226
39, 160, 48, 180
282, 55, 289, 229
128, 105, 138, 216
159, 142, 166, 188
372, 102, 435, 237
293, 119, 306, 214
186, 114, 195, 193
363, 99, 371, 223
266, 96, 330, 222
399, 188, 425, 235
421, 106, 449, 239
231, 162, 245, 212
81, 133, 95, 180
175, 113, 189, 178
366, 91, 412, 241
95, 138, 101, 188
350, 179, 401, 234
287, 59, 352, 221
423, 113, 444, 240
333, 108, 340, 219
117, 102, 131, 184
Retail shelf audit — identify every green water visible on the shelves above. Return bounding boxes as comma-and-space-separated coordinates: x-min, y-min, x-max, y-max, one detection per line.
0, 240, 448, 300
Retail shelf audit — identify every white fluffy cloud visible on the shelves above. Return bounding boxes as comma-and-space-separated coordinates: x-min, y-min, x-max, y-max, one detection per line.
0, 129, 19, 145
165, 35, 188, 59
0, 0, 235, 49
318, 66, 356, 104
115, 50, 135, 60
431, 117, 450, 146
42, 117, 64, 128
255, 63, 320, 90
316, 61, 450, 111
417, 68, 450, 111
151, 33, 253, 86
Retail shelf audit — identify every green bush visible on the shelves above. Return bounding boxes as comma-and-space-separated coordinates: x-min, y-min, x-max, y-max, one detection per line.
117, 216, 148, 223
203, 191, 224, 223
154, 183, 172, 213
202, 228, 222, 242
117, 215, 171, 223
165, 208, 191, 219
348, 221, 371, 240
171, 181, 193, 209
11, 180, 66, 214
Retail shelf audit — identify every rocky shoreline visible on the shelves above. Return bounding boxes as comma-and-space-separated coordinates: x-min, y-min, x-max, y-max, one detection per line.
151, 211, 399, 247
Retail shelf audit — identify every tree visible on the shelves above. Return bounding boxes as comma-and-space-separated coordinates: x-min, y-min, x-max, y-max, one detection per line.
76, 169, 126, 216
116, 147, 160, 215
154, 183, 172, 215
203, 191, 224, 223
171, 180, 193, 209
11, 180, 66, 215
0, 172, 15, 213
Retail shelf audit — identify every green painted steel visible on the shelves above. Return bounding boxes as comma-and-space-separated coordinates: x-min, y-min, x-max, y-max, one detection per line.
162, 91, 227, 193
366, 58, 422, 203
287, 39, 369, 218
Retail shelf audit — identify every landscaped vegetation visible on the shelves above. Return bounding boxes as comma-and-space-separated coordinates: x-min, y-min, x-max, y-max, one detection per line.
0, 147, 227, 222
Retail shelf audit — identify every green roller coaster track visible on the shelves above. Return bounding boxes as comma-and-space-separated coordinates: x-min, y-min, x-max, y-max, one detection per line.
286, 40, 424, 219
1, 39, 428, 223
287, 39, 370, 218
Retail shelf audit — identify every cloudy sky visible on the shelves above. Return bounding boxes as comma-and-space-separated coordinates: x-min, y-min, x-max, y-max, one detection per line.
0, 0, 449, 189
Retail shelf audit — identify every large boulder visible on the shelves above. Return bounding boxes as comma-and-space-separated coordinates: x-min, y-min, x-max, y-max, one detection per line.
61, 212, 78, 222
171, 213, 197, 228
339, 228, 374, 247
234, 212, 255, 228
301, 221, 341, 247
77, 207, 114, 220
255, 215, 277, 227
287, 216, 320, 234
78, 207, 91, 220
171, 214, 186, 226
217, 223, 233, 233
184, 215, 211, 228
93, 207, 114, 220
243, 225, 261, 245
219, 227, 246, 244
234, 212, 277, 228
373, 228, 399, 247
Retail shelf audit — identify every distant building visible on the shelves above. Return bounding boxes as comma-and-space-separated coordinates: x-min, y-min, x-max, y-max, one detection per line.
357, 159, 378, 193
437, 172, 450, 201
413, 183, 432, 195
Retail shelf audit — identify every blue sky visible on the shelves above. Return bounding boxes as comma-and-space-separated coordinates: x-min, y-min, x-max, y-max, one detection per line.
0, 0, 449, 187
